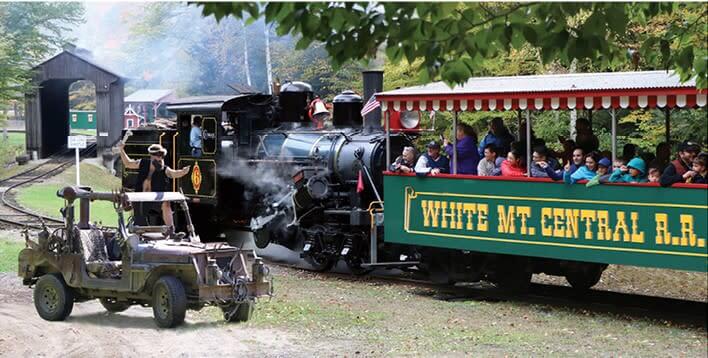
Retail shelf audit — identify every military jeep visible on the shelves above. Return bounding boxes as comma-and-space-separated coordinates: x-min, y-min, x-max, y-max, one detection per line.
18, 186, 271, 328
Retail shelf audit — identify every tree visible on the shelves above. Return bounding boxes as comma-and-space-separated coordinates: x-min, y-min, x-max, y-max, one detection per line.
0, 2, 85, 101
196, 2, 708, 88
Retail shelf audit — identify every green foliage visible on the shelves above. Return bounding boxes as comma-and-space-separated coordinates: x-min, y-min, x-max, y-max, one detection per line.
196, 2, 708, 88
68, 81, 96, 110
0, 3, 85, 102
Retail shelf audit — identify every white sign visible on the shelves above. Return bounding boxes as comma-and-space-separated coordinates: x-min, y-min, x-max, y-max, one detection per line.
99, 132, 109, 137
67, 135, 87, 149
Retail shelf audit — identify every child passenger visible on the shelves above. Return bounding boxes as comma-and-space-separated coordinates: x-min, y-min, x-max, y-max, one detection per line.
609, 157, 648, 183
647, 167, 661, 183
586, 157, 612, 187
687, 154, 707, 184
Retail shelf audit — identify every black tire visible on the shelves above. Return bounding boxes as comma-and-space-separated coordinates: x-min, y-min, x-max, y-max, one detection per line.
100, 298, 131, 313
565, 265, 605, 291
152, 276, 187, 328
222, 300, 255, 322
33, 274, 74, 321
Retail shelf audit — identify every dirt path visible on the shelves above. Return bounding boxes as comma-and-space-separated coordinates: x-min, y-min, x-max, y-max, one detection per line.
0, 275, 334, 358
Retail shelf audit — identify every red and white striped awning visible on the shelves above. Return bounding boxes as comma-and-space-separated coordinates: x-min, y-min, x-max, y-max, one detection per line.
377, 71, 707, 112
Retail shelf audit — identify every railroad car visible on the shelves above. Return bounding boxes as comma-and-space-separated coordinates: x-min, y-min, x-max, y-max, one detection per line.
122, 70, 707, 291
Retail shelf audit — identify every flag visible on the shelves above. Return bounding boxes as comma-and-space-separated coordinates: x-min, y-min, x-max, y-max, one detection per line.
356, 170, 365, 193
360, 94, 380, 117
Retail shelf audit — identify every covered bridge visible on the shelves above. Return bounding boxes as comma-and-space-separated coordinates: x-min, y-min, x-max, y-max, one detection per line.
25, 49, 125, 158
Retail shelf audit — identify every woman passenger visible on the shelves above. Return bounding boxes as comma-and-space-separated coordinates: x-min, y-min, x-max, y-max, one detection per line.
501, 147, 526, 177
566, 152, 600, 184
444, 123, 480, 175
609, 157, 648, 183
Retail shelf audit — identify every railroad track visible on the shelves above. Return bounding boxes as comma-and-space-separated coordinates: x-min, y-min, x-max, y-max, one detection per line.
263, 257, 707, 329
0, 143, 97, 229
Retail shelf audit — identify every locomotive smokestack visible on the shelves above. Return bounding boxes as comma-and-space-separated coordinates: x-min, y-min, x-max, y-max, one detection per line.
362, 70, 383, 129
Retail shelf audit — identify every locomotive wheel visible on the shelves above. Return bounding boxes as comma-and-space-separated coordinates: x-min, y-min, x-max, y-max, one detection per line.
34, 274, 74, 321
304, 253, 336, 272
565, 264, 605, 291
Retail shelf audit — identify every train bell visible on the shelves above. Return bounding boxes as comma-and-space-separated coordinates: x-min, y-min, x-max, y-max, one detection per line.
312, 100, 330, 129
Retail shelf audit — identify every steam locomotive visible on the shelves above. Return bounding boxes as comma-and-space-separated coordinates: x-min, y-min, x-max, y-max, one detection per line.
121, 72, 412, 273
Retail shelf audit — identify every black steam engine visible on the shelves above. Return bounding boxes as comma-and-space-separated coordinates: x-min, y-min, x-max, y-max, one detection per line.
121, 72, 411, 272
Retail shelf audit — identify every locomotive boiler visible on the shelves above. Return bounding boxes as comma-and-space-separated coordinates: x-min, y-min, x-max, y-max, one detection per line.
121, 71, 412, 273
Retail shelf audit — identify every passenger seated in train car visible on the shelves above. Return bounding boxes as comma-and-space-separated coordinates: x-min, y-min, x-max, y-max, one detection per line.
562, 147, 585, 182
586, 157, 612, 187
190, 116, 203, 158
530, 145, 562, 180
478, 117, 515, 157
650, 142, 672, 173
390, 146, 417, 174
415, 141, 449, 177
621, 143, 639, 164
444, 123, 480, 175
660, 141, 701, 187
647, 167, 661, 183
500, 147, 526, 177
575, 118, 600, 154
686, 153, 708, 184
609, 157, 648, 183
566, 152, 601, 184
477, 144, 503, 176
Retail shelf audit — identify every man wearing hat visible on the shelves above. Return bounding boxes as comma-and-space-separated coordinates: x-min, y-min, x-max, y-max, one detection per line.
660, 141, 701, 187
414, 141, 450, 177
117, 141, 191, 228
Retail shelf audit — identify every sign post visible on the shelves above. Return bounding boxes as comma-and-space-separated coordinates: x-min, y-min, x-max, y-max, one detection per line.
67, 136, 87, 186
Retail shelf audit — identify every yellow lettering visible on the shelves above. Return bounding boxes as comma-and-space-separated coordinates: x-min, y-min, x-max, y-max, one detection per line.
564, 209, 580, 239
655, 213, 670, 245
454, 202, 463, 230
440, 202, 453, 229
630, 212, 644, 243
422, 200, 440, 228
580, 210, 596, 240
462, 203, 476, 230
597, 211, 611, 240
680, 215, 697, 247
498, 205, 516, 234
517, 206, 532, 235
553, 208, 565, 237
613, 212, 630, 242
541, 208, 553, 237
477, 204, 488, 232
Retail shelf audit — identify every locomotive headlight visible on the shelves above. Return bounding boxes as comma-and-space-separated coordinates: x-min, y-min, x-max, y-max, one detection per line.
306, 175, 330, 200
400, 111, 420, 129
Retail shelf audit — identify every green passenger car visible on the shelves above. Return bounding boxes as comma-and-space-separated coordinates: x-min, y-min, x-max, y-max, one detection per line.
384, 174, 707, 272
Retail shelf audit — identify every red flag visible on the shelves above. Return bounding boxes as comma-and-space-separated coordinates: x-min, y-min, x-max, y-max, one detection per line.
357, 170, 365, 193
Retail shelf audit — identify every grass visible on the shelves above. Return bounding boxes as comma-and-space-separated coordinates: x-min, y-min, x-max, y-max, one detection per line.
15, 163, 122, 224
70, 129, 97, 136
195, 266, 707, 356
0, 132, 25, 166
0, 240, 24, 273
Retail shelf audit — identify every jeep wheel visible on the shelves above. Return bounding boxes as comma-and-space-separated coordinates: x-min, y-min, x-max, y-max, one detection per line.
100, 298, 131, 313
34, 274, 74, 321
222, 300, 254, 322
152, 276, 187, 328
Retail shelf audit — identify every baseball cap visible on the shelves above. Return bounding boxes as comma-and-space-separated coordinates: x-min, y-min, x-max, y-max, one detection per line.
678, 141, 700, 153
426, 141, 441, 149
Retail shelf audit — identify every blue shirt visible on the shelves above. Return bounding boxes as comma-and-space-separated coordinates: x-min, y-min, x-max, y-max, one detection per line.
190, 126, 202, 149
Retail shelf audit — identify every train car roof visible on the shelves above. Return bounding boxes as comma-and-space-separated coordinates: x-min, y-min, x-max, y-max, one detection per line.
166, 95, 251, 113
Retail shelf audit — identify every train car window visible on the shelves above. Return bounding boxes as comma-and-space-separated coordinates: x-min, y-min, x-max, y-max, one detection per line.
202, 116, 218, 155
